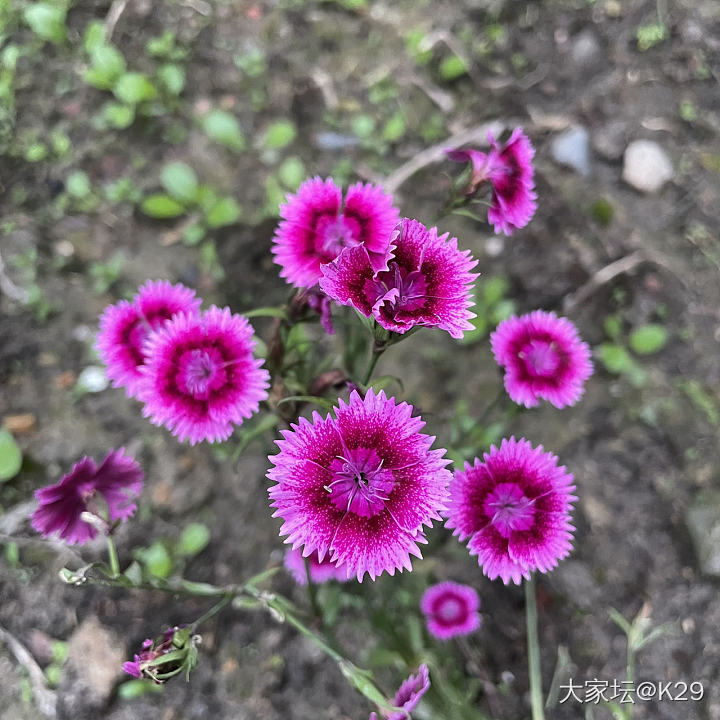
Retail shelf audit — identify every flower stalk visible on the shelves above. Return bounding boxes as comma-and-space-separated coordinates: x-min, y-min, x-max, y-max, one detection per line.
525, 574, 545, 720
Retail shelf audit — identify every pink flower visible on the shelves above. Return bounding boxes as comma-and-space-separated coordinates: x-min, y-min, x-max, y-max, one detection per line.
447, 128, 537, 235
320, 218, 478, 339
283, 548, 348, 585
123, 626, 195, 683
446, 437, 576, 585
369, 664, 430, 720
420, 581, 481, 640
138, 307, 270, 445
31, 449, 143, 545
272, 177, 399, 288
96, 280, 201, 398
268, 389, 451, 582
490, 310, 593, 408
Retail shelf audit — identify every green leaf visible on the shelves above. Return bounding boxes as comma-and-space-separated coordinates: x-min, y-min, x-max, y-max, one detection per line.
382, 111, 406, 142
439, 53, 467, 80
277, 156, 305, 190
608, 607, 632, 635
262, 120, 296, 149
24, 4, 66, 44
352, 114, 375, 139
0, 429, 22, 482
177, 523, 211, 557
118, 680, 164, 699
202, 110, 245, 151
136, 541, 172, 578
83, 21, 106, 54
205, 197, 241, 228
141, 194, 186, 219
598, 343, 633, 375
182, 222, 206, 246
629, 324, 668, 355
102, 101, 134, 129
242, 307, 288, 319
157, 63, 185, 96
276, 395, 336, 412
113, 73, 157, 105
160, 162, 198, 204
85, 45, 127, 89
66, 171, 91, 199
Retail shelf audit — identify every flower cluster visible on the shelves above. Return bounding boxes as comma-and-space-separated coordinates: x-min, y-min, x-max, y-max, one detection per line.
31, 448, 143, 545
98, 282, 269, 444
268, 389, 451, 581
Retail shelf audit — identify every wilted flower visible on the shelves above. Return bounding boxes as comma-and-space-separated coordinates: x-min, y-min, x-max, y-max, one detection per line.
284, 547, 348, 585
446, 437, 576, 584
138, 307, 270, 444
123, 626, 198, 683
490, 310, 593, 408
320, 218, 478, 339
96, 280, 201, 398
447, 128, 537, 235
268, 389, 451, 581
31, 449, 143, 545
369, 664, 430, 720
272, 177, 399, 288
420, 581, 481, 640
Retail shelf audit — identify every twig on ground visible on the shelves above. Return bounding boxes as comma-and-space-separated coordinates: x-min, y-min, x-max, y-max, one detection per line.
563, 249, 685, 313
104, 0, 128, 42
0, 624, 57, 718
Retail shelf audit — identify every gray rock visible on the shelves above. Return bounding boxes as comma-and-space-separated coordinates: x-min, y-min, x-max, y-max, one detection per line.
62, 616, 125, 711
622, 140, 674, 193
551, 125, 591, 176
686, 492, 720, 576
571, 30, 601, 67
592, 121, 627, 161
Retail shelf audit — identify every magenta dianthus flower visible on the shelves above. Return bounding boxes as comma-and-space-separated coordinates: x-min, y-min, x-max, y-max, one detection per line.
123, 626, 196, 684
447, 127, 537, 235
138, 307, 270, 445
446, 437, 576, 584
420, 581, 481, 640
272, 177, 399, 288
284, 548, 348, 585
31, 449, 143, 545
268, 389, 451, 581
320, 218, 478, 339
490, 310, 593, 408
369, 664, 430, 720
96, 280, 201, 397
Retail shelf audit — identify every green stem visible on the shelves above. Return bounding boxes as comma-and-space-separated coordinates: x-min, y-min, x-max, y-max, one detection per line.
106, 536, 120, 577
525, 574, 545, 720
304, 557, 322, 623
191, 594, 233, 631
362, 343, 385, 386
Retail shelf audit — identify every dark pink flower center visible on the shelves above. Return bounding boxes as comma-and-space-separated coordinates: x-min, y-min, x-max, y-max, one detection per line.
177, 348, 228, 398
483, 482, 536, 538
519, 339, 561, 378
327, 447, 395, 518
433, 595, 466, 625
316, 215, 359, 257
367, 263, 427, 312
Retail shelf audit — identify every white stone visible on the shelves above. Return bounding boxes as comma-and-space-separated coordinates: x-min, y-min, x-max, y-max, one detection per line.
622, 140, 674, 193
